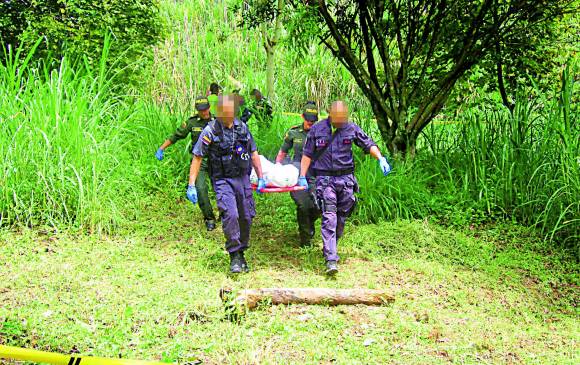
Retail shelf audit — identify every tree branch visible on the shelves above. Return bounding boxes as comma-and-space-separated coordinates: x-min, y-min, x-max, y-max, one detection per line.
316, 0, 393, 123
359, 1, 380, 92
409, 0, 446, 102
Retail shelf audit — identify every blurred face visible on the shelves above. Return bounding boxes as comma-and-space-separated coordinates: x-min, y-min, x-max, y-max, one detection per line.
329, 101, 348, 128
217, 96, 235, 126
198, 108, 210, 119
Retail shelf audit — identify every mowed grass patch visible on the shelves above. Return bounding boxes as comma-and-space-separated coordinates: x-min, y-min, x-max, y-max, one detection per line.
1, 197, 578, 364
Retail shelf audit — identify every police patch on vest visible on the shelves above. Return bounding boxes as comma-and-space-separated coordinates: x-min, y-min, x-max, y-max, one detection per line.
235, 145, 250, 160
316, 138, 328, 147
295, 138, 303, 143
343, 138, 352, 145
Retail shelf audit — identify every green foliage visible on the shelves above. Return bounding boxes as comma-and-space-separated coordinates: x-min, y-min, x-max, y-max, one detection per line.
250, 0, 577, 155
146, 0, 366, 116
0, 318, 27, 345
0, 41, 160, 232
450, 8, 579, 112
0, 0, 163, 83
421, 62, 580, 246
1, 0, 577, 250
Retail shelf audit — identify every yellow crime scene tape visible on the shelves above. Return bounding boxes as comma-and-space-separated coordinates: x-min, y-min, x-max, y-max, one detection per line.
0, 345, 172, 365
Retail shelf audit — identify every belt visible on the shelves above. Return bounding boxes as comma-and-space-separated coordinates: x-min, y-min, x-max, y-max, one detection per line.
313, 168, 354, 177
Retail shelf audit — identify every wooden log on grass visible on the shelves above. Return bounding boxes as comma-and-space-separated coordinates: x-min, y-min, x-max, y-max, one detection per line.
220, 288, 394, 310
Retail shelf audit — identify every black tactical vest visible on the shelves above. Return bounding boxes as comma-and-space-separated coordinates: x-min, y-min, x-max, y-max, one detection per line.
207, 120, 251, 179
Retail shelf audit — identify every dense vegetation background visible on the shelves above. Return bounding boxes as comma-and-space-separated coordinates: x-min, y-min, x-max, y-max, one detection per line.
1, 0, 578, 247
0, 1, 579, 363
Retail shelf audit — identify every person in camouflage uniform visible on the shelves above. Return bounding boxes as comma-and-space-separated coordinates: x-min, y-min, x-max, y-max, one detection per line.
250, 89, 273, 128
276, 102, 320, 246
233, 89, 253, 124
155, 96, 217, 231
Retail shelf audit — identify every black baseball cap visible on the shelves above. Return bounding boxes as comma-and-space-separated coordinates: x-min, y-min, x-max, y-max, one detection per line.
195, 96, 210, 111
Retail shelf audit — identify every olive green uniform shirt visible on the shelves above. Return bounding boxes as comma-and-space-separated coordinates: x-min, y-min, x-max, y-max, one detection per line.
168, 115, 212, 169
281, 124, 308, 164
168, 115, 211, 146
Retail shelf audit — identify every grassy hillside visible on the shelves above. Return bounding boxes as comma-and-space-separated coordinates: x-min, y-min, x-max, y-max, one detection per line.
1, 197, 578, 364
0, 2, 578, 363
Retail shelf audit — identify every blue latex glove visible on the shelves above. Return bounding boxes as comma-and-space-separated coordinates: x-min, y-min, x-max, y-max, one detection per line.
257, 178, 266, 194
378, 157, 391, 176
155, 148, 164, 161
186, 185, 198, 204
298, 176, 309, 191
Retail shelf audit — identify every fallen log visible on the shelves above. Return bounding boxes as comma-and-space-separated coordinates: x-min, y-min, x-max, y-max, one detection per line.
220, 288, 394, 310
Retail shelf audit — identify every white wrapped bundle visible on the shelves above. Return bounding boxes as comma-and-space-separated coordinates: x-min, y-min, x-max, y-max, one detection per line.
250, 155, 299, 187
250, 155, 273, 184
268, 163, 299, 187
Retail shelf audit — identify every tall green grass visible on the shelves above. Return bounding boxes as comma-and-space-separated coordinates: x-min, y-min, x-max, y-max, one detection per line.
145, 0, 368, 114
418, 62, 579, 246
0, 41, 179, 232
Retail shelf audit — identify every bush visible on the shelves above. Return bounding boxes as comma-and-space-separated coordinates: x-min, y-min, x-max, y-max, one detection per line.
0, 0, 163, 83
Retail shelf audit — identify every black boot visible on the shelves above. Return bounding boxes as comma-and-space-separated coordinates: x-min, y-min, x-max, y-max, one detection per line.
325, 260, 338, 275
298, 226, 314, 247
239, 251, 250, 273
229, 252, 243, 274
205, 219, 216, 231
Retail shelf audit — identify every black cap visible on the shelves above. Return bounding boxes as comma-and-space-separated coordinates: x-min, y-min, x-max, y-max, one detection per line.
303, 102, 318, 122
195, 96, 210, 111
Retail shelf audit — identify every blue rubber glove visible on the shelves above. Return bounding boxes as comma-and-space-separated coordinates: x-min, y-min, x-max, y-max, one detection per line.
298, 176, 309, 191
257, 178, 266, 194
378, 157, 391, 176
186, 185, 198, 204
155, 148, 164, 161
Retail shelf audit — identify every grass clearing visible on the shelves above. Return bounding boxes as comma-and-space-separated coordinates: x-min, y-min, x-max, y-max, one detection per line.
1, 196, 577, 364
1, 1, 578, 364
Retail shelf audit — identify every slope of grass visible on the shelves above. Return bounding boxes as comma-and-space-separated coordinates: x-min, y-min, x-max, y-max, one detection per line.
1, 196, 577, 364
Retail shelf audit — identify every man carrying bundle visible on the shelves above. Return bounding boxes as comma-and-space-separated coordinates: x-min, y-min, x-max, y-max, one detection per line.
299, 101, 392, 275
187, 95, 266, 273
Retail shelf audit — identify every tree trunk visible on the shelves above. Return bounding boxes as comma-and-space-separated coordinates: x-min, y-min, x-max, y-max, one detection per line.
496, 59, 515, 113
265, 41, 275, 98
220, 287, 394, 310
374, 108, 417, 158
264, 0, 284, 99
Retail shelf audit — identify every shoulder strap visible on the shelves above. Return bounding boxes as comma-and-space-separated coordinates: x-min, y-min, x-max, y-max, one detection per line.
209, 119, 222, 136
